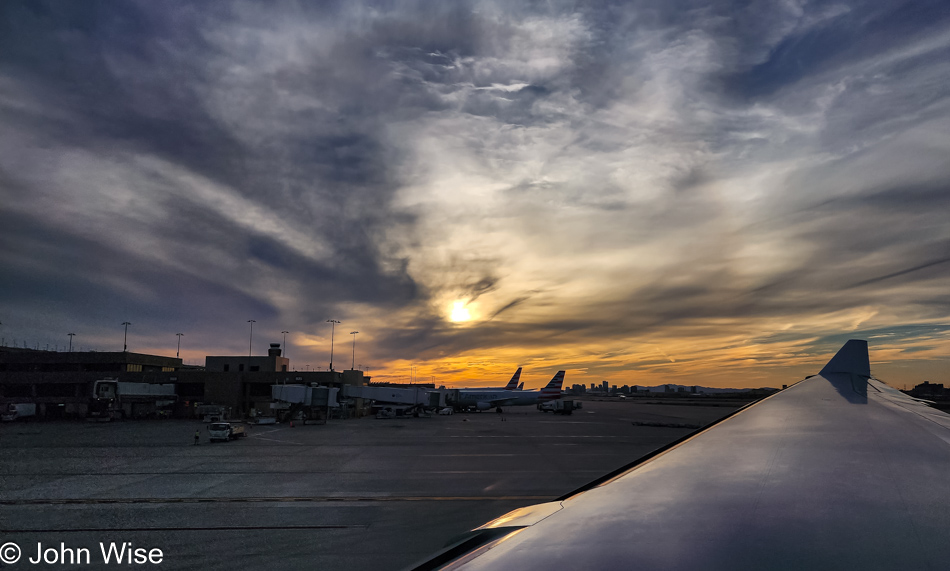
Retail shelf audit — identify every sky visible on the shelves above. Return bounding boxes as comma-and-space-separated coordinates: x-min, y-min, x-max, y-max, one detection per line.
1, 0, 948, 389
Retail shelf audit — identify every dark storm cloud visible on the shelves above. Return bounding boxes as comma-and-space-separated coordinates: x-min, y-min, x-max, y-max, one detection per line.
0, 2, 245, 184
0, 208, 279, 351
0, 0, 429, 348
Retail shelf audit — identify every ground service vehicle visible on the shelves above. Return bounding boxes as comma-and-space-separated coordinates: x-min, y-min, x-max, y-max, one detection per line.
2, 403, 37, 422
538, 399, 576, 414
207, 422, 247, 442
197, 404, 228, 422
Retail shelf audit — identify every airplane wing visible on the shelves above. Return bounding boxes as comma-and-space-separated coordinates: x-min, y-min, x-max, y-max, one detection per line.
411, 340, 950, 570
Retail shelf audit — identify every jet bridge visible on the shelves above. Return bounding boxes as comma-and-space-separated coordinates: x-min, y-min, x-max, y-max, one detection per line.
270, 384, 340, 406
341, 385, 445, 407
340, 385, 450, 418
271, 384, 449, 420
270, 384, 340, 423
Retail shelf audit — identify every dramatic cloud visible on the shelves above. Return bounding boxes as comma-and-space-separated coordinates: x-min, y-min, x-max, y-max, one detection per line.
1, 0, 948, 387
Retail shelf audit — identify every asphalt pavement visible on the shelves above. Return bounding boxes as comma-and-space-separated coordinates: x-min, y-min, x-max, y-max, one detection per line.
0, 400, 739, 570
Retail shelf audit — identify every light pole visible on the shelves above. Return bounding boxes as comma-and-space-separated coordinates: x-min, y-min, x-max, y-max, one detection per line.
121, 322, 131, 352
68, 333, 75, 352
350, 331, 359, 370
247, 320, 256, 357
326, 319, 340, 371
281, 330, 289, 359
176, 333, 184, 358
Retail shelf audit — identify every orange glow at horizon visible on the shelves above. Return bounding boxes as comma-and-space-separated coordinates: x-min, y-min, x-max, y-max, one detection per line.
360, 328, 950, 391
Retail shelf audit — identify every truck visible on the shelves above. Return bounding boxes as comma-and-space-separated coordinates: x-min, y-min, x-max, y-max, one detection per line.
207, 422, 247, 442
87, 380, 177, 421
538, 399, 578, 415
196, 404, 229, 423
2, 403, 37, 422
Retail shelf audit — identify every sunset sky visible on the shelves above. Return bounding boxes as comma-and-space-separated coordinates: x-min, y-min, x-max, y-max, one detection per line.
1, 1, 948, 389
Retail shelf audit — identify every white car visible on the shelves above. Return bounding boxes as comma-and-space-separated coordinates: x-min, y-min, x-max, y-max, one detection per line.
438, 407, 454, 415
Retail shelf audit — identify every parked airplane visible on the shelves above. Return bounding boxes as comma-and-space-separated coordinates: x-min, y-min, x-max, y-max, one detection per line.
453, 371, 564, 412
462, 367, 523, 392
413, 340, 950, 569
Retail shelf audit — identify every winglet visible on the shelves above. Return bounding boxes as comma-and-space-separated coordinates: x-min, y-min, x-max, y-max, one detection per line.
819, 339, 870, 378
819, 339, 870, 399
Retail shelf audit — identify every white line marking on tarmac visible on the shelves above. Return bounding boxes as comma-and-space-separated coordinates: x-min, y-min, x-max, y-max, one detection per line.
420, 454, 522, 457
445, 435, 621, 438
249, 428, 282, 436
248, 433, 305, 445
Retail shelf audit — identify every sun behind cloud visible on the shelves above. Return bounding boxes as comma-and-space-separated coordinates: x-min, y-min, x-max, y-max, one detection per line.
450, 301, 472, 323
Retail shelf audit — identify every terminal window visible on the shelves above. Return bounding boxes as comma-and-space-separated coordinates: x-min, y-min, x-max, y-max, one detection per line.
249, 383, 271, 397
177, 383, 205, 398
36, 383, 77, 397
4, 384, 32, 397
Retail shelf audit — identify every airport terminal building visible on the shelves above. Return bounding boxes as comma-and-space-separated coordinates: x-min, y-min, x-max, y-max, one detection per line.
0, 344, 366, 419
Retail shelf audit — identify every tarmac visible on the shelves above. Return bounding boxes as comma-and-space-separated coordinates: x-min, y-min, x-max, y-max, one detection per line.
0, 400, 742, 570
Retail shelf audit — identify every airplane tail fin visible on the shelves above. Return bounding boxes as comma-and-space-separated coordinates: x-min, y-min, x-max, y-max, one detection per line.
517, 382, 524, 391
540, 371, 565, 400
819, 340, 870, 378
505, 367, 523, 390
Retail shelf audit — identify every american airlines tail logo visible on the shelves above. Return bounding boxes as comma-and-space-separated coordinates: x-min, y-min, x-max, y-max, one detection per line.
539, 371, 565, 401
506, 367, 523, 390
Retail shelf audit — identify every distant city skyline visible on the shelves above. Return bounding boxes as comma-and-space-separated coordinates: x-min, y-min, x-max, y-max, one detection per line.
1, 1, 948, 389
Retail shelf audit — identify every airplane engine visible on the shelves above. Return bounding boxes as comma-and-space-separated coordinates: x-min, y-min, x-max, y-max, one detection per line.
475, 402, 492, 411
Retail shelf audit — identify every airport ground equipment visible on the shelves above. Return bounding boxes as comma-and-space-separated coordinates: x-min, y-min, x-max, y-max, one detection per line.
2, 402, 37, 421
376, 407, 397, 419
196, 404, 229, 422
87, 379, 176, 421
538, 399, 576, 414
207, 421, 247, 442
